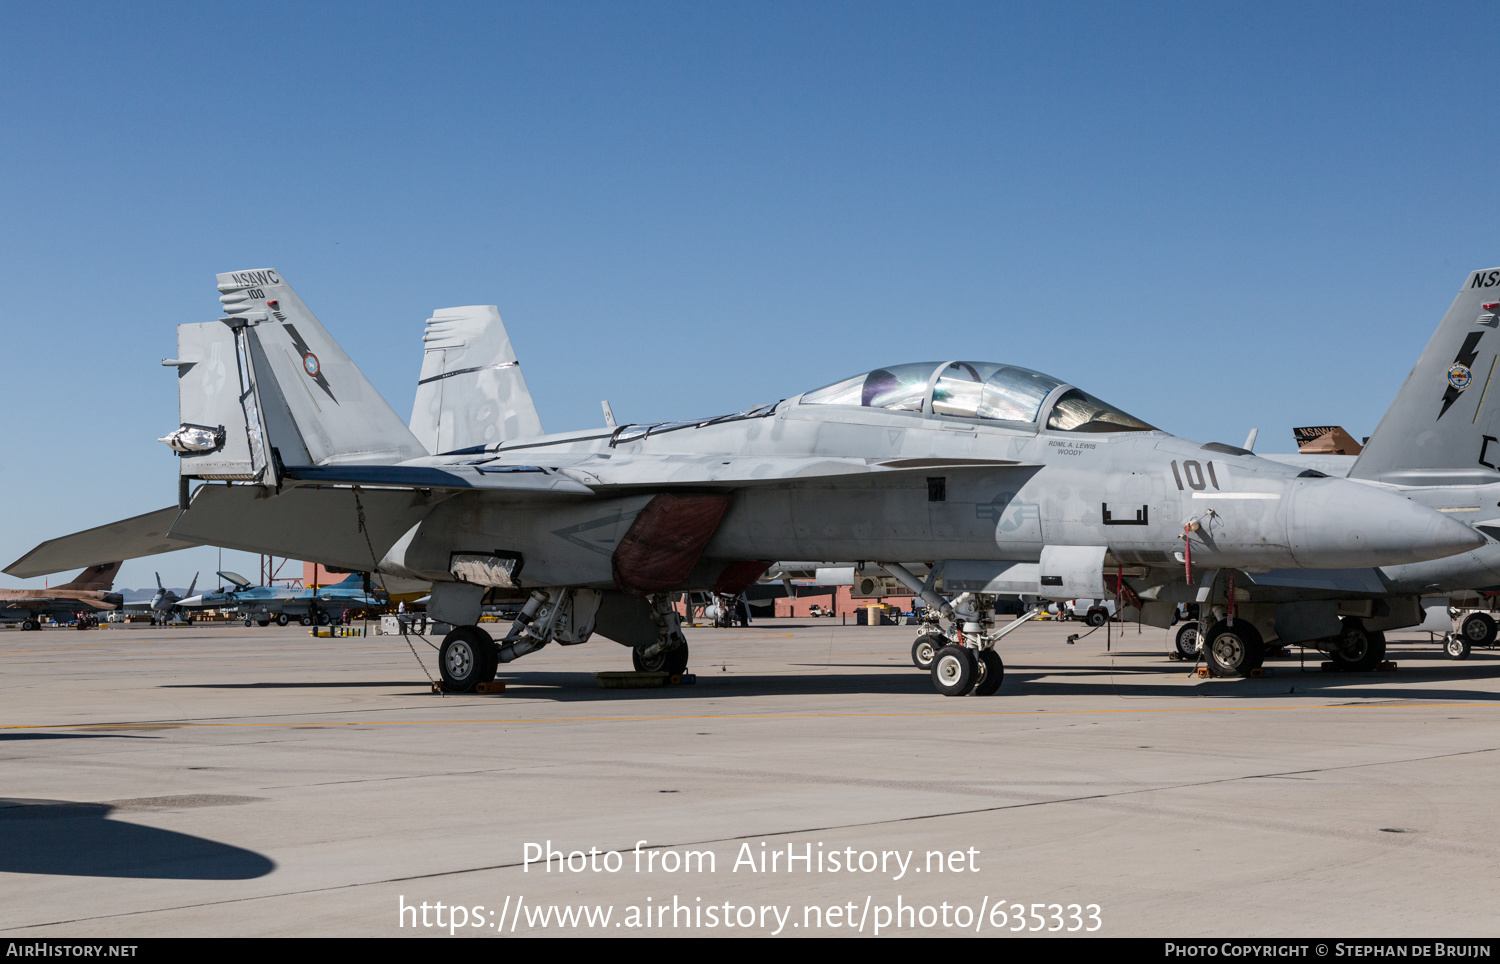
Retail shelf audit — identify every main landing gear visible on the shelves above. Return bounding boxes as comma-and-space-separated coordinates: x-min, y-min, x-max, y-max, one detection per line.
1202, 619, 1264, 677
630, 594, 690, 675
435, 587, 615, 693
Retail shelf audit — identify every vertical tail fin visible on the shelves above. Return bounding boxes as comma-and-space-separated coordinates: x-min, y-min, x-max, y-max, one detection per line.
410, 305, 544, 454
1351, 268, 1500, 485
59, 561, 122, 591
213, 269, 426, 468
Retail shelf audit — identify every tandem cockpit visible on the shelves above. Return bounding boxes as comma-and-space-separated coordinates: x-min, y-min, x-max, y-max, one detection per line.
796, 361, 1157, 434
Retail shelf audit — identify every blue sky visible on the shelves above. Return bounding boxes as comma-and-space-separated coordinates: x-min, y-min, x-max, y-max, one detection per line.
3, 1, 1498, 588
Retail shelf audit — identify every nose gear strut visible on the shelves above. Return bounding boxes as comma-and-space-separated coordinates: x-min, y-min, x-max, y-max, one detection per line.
881, 563, 1043, 697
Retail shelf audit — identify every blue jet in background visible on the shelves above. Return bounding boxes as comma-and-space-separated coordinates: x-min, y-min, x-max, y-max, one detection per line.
180, 571, 389, 627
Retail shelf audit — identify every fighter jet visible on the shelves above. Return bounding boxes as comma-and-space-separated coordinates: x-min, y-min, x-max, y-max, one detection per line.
6, 270, 1484, 695
131, 571, 199, 624
0, 562, 123, 630
178, 571, 388, 626
1173, 266, 1500, 666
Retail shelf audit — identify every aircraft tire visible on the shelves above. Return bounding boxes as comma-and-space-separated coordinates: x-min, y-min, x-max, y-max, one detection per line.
1329, 619, 1386, 672
1174, 623, 1200, 659
439, 626, 493, 692
911, 634, 942, 670
633, 642, 689, 675
1204, 620, 1264, 678
257, 618, 270, 627
317, 612, 331, 626
1446, 634, 1472, 660
973, 649, 1004, 695
1087, 609, 1107, 627
243, 618, 252, 627
477, 638, 499, 683
1461, 612, 1497, 647
300, 615, 314, 627
931, 645, 978, 696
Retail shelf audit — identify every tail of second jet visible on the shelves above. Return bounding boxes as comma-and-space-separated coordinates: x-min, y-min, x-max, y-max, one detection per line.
168, 269, 426, 484
58, 561, 122, 591
1351, 267, 1500, 485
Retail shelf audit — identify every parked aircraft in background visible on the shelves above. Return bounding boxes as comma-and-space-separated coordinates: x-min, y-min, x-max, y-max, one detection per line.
131, 571, 199, 624
177, 571, 388, 626
0, 562, 123, 630
1199, 270, 1500, 663
7, 269, 1485, 695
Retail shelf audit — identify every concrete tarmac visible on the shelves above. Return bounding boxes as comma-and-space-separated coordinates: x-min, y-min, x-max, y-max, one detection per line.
1, 617, 1497, 938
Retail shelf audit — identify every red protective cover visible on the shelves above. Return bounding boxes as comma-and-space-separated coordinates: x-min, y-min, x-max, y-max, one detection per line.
713, 560, 773, 596
612, 493, 733, 596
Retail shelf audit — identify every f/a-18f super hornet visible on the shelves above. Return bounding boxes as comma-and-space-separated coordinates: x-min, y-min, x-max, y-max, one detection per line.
128, 571, 199, 624
1167, 266, 1500, 666
5, 269, 1485, 694
0, 562, 123, 630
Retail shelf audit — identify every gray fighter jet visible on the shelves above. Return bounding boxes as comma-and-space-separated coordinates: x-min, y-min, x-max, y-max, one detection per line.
1191, 266, 1500, 664
6, 270, 1484, 695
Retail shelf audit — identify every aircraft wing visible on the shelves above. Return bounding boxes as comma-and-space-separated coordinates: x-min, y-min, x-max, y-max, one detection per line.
282, 456, 1035, 493
280, 464, 594, 494
5, 506, 203, 580
9, 458, 1036, 578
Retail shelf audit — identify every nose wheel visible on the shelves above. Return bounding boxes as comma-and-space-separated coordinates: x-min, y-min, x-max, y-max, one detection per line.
930, 645, 1004, 696
911, 634, 942, 670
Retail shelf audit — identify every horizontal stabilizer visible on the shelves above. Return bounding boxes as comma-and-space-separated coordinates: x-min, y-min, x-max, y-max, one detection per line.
167, 483, 439, 573
6, 507, 202, 579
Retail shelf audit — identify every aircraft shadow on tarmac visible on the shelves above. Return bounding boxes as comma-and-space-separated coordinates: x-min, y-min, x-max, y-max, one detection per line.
150, 660, 1500, 703
0, 740, 158, 746
0, 799, 275, 880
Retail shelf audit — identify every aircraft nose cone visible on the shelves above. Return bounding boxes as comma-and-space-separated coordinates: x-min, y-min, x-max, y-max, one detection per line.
1288, 479, 1486, 568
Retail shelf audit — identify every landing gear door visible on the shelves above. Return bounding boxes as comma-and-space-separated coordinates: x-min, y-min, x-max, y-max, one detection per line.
1038, 545, 1107, 600
171, 322, 263, 481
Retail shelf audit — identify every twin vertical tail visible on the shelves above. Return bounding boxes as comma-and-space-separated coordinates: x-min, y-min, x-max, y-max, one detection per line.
410, 305, 544, 455
168, 269, 426, 485
1351, 268, 1500, 485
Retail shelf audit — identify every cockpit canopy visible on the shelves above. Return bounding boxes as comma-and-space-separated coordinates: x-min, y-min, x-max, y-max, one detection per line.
800, 361, 1155, 433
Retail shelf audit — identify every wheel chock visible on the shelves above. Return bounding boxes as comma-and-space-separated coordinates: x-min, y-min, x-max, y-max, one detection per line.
475, 681, 506, 694
1378, 661, 1398, 672
1320, 661, 1337, 672
1249, 667, 1273, 678
1195, 667, 1211, 678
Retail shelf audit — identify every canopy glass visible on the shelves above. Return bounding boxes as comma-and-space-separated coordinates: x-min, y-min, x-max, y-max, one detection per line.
800, 361, 1154, 432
